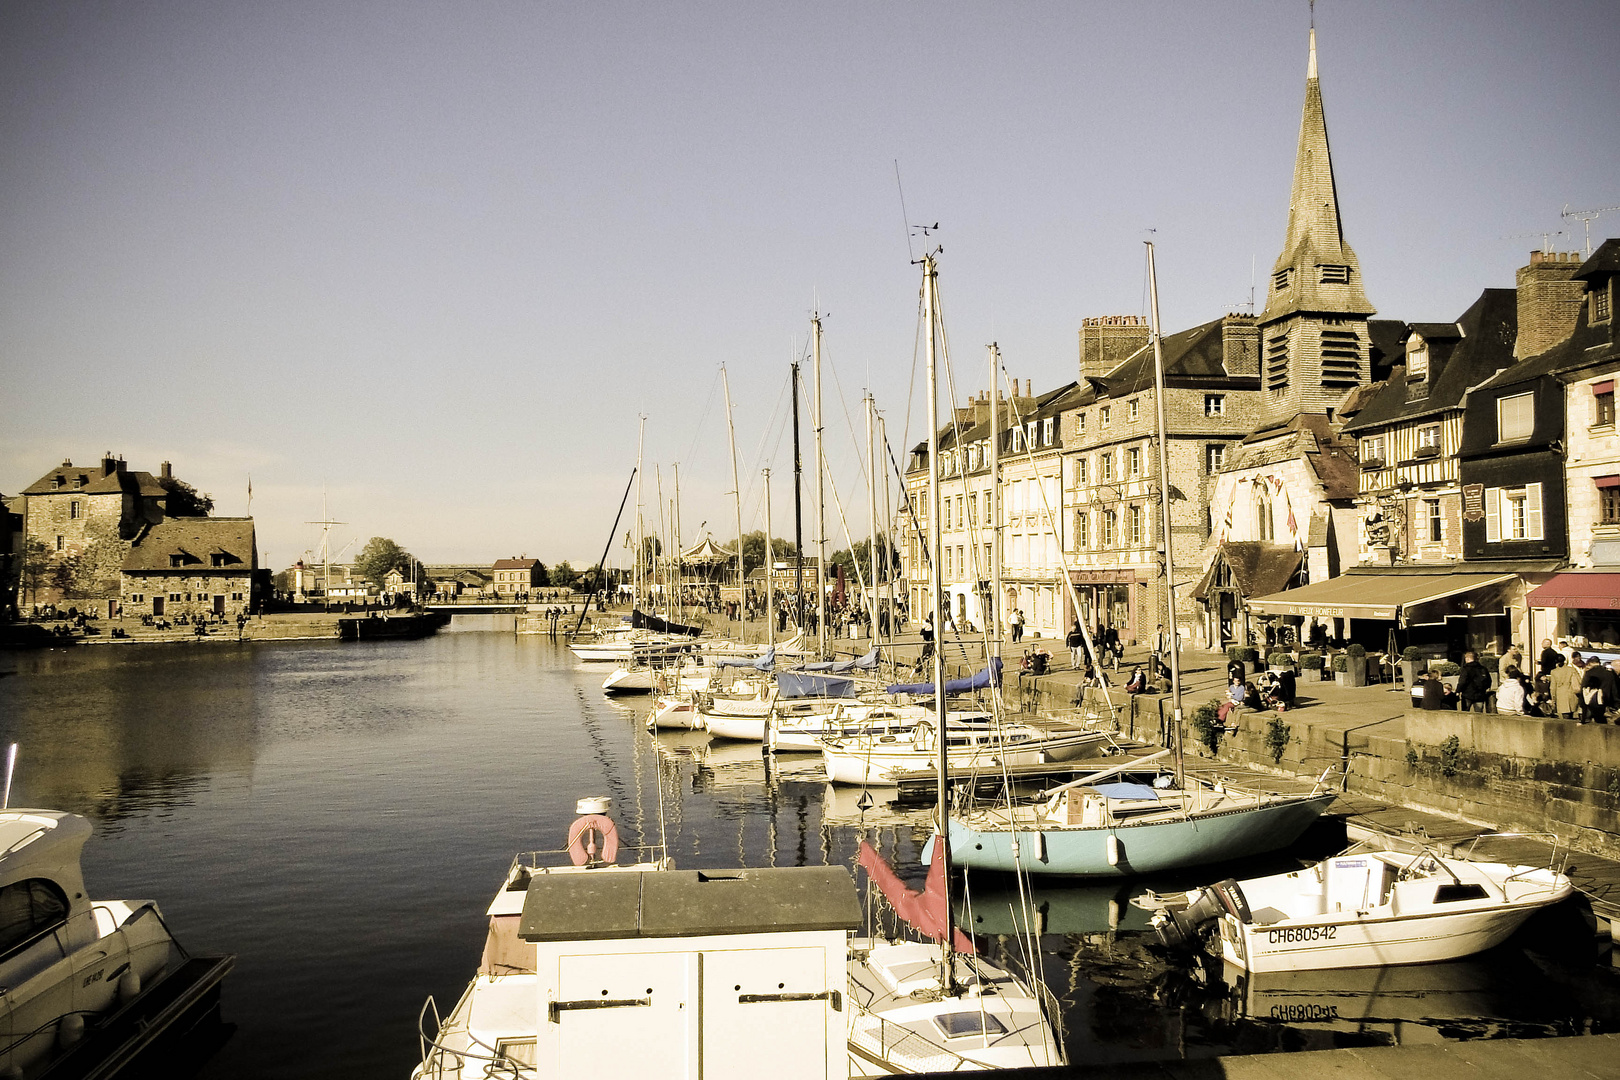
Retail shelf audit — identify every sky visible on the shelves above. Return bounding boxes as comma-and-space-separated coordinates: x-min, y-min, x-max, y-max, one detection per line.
3, 1, 1617, 570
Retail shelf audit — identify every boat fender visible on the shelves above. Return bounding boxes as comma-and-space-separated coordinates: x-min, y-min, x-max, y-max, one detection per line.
1211, 879, 1251, 924
1105, 834, 1121, 867
57, 1014, 85, 1050
566, 814, 620, 866
118, 969, 142, 1004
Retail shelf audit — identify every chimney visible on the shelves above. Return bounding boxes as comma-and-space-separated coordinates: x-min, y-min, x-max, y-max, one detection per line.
1219, 314, 1260, 376
1079, 315, 1151, 381
160, 460, 173, 480
101, 452, 116, 477
1515, 251, 1585, 359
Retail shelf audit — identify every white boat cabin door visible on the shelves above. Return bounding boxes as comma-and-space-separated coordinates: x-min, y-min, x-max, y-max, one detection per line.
1324, 856, 1389, 914
701, 946, 832, 1080
555, 951, 692, 1077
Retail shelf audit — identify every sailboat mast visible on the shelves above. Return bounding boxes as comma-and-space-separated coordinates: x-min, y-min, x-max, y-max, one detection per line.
792, 361, 805, 632
865, 393, 880, 643
812, 311, 828, 657
722, 366, 745, 624
673, 463, 683, 615
989, 343, 1003, 670
922, 251, 957, 988
880, 413, 893, 650
1145, 241, 1185, 780
763, 468, 775, 647
635, 417, 646, 611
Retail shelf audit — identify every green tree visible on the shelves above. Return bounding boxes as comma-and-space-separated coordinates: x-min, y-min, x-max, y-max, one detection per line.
827, 534, 901, 584
353, 537, 415, 588
740, 531, 795, 577
68, 527, 127, 598
552, 560, 577, 590
19, 538, 52, 608
159, 477, 214, 516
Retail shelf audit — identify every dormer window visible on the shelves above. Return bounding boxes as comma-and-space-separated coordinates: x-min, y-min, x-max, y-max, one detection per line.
1273, 269, 1292, 291
170, 554, 186, 567
1497, 392, 1534, 443
1075, 411, 1087, 434
73, 476, 84, 489
52, 476, 63, 489
1026, 421, 1037, 448
1100, 405, 1111, 427
1595, 284, 1612, 324
1041, 418, 1054, 445
1319, 264, 1351, 284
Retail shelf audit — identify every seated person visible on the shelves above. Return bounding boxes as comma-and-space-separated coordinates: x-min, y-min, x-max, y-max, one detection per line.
1242, 681, 1263, 712
1227, 675, 1245, 704
1418, 672, 1453, 711
1029, 648, 1052, 676
1123, 666, 1147, 694
1265, 669, 1297, 710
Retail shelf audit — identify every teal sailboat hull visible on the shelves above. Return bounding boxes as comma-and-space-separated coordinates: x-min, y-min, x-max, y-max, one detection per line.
948, 792, 1337, 878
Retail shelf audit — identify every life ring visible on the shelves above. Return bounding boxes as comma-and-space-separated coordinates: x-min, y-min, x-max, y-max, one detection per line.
567, 815, 620, 866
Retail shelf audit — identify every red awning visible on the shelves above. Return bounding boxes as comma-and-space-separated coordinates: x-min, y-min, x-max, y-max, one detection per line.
1525, 573, 1620, 611
1596, 475, 1620, 489
1592, 380, 1615, 396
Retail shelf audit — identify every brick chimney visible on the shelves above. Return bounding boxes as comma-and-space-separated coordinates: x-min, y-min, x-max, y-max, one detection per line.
1079, 316, 1151, 381
1219, 314, 1260, 376
1515, 251, 1586, 359
160, 460, 173, 480
101, 452, 116, 477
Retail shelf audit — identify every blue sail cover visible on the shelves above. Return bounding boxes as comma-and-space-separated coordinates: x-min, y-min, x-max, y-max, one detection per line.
716, 646, 774, 671
886, 657, 1002, 696
775, 671, 857, 699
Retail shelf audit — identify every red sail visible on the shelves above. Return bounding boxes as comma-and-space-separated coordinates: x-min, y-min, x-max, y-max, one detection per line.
857, 839, 975, 955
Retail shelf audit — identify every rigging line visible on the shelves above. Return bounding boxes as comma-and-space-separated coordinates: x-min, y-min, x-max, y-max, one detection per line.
898, 281, 925, 479
819, 340, 870, 482
894, 160, 915, 265
682, 366, 724, 471
821, 458, 872, 614
739, 368, 793, 521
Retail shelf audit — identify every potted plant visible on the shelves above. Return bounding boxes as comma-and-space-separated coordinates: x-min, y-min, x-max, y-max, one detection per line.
1400, 646, 1422, 690
1342, 644, 1368, 688
1436, 660, 1462, 690
1299, 652, 1324, 682
1267, 650, 1294, 673
1332, 653, 1349, 684
1240, 646, 1260, 676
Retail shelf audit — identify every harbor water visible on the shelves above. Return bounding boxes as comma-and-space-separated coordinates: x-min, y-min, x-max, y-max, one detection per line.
1, 634, 1618, 1078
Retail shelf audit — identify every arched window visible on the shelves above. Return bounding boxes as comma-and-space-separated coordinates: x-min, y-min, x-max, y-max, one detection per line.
1255, 484, 1275, 541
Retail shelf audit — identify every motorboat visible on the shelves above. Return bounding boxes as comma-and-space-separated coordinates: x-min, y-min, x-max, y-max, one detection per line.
0, 808, 234, 1077
945, 755, 1338, 877
1150, 834, 1573, 972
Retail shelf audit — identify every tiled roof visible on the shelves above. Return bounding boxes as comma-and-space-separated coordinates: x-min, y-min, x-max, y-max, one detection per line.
124, 518, 256, 573
24, 460, 167, 498
1575, 238, 1620, 281
492, 558, 541, 570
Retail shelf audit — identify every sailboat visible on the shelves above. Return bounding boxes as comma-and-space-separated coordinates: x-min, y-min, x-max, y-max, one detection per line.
943, 242, 1336, 877
845, 249, 1063, 1074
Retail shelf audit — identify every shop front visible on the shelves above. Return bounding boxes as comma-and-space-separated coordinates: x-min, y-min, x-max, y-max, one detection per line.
1067, 568, 1139, 643
1247, 570, 1519, 658
1525, 572, 1620, 654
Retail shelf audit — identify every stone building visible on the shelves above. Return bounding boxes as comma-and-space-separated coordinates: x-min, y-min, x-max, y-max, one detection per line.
1062, 316, 1260, 647
491, 557, 546, 596
120, 517, 258, 619
20, 455, 173, 602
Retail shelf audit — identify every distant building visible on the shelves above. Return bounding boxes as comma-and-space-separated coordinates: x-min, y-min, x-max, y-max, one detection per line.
491, 557, 546, 596
21, 454, 173, 603
121, 517, 258, 618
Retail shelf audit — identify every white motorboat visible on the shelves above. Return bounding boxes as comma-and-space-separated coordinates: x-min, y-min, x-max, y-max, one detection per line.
0, 808, 234, 1077
1151, 835, 1574, 973
414, 798, 863, 1080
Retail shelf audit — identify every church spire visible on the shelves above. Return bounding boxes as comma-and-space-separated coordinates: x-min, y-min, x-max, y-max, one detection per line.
1260, 25, 1374, 322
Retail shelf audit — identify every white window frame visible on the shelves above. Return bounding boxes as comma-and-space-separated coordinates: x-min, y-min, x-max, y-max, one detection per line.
1128, 398, 1139, 421
1126, 447, 1141, 478
1204, 394, 1225, 417
1418, 425, 1441, 449
1206, 444, 1225, 472
1041, 418, 1054, 445
1496, 392, 1534, 443
1485, 483, 1543, 542
1361, 436, 1384, 462
1100, 405, 1111, 427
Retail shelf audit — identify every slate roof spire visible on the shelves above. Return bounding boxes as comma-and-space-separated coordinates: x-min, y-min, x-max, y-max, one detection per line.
1261, 26, 1375, 322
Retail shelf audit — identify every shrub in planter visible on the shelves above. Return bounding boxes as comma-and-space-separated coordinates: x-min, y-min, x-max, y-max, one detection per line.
1401, 646, 1422, 662
1479, 653, 1500, 674
1267, 651, 1293, 669
1346, 643, 1367, 658
1331, 654, 1348, 673
1226, 645, 1247, 663
1238, 647, 1259, 663
1189, 698, 1223, 755
1299, 652, 1323, 680
1436, 661, 1461, 676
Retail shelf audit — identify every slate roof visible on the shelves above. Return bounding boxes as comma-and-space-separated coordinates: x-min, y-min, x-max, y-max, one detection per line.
24, 460, 167, 498
492, 558, 541, 570
1087, 317, 1246, 396
1575, 238, 1620, 281
1475, 273, 1618, 391
1228, 413, 1359, 500
1194, 541, 1303, 600
1342, 288, 1518, 433
925, 382, 1083, 457
124, 518, 256, 573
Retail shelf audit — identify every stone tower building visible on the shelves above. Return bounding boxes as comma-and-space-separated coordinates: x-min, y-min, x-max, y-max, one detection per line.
1256, 28, 1376, 418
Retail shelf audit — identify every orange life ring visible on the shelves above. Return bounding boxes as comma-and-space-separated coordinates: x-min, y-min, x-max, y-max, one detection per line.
567, 815, 620, 866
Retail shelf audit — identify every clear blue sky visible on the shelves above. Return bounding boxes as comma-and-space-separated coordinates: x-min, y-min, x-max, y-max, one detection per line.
3, 1, 1616, 569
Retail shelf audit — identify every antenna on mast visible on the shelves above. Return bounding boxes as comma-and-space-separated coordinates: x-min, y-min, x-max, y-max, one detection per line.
1502, 229, 1566, 254
1561, 204, 1620, 258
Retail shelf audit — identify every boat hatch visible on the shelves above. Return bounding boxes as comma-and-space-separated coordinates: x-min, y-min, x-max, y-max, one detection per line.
1434, 883, 1490, 903
934, 1011, 1007, 1038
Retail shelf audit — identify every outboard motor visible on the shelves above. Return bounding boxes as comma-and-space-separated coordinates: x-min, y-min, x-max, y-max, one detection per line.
1152, 878, 1250, 951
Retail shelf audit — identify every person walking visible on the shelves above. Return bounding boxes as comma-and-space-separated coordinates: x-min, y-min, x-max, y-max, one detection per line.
1579, 656, 1609, 723
1150, 624, 1169, 676
1009, 608, 1025, 644
1066, 620, 1084, 670
1538, 638, 1562, 679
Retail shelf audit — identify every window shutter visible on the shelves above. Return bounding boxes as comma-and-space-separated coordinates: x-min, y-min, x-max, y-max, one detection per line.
1526, 482, 1544, 541
1485, 487, 1500, 542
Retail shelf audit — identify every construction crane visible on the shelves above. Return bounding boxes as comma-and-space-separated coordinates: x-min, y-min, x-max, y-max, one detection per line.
1562, 204, 1620, 257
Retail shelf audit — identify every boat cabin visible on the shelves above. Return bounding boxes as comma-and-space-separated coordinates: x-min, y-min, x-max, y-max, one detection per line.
515, 866, 860, 1079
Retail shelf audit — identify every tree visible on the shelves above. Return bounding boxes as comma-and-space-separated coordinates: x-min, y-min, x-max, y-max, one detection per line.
578, 563, 605, 593
67, 528, 127, 599
740, 530, 796, 577
19, 538, 51, 608
353, 537, 415, 588
159, 477, 214, 517
552, 560, 577, 590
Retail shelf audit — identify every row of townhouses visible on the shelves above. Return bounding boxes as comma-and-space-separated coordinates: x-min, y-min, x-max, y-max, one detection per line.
899, 29, 1620, 662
